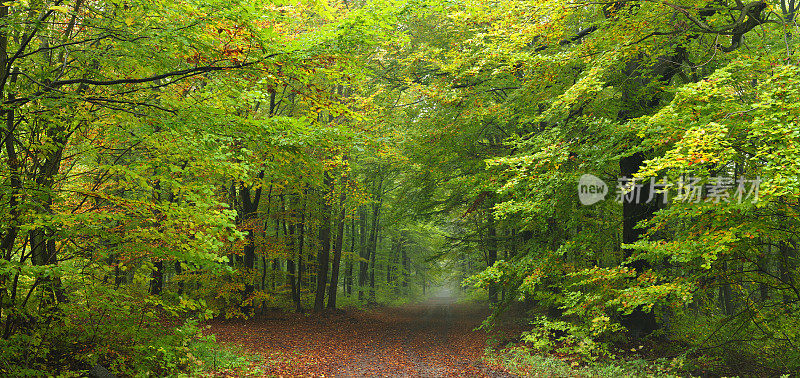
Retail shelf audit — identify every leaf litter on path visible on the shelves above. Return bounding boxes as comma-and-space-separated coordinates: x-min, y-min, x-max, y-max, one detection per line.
207, 301, 517, 377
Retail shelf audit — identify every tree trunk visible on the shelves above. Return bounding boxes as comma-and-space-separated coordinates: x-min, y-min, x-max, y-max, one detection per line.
282, 195, 303, 313
346, 217, 355, 296
778, 241, 797, 310
619, 152, 659, 336
358, 205, 369, 300
149, 261, 163, 295
367, 177, 383, 302
0, 10, 18, 333
401, 242, 409, 290
369, 240, 376, 302
718, 260, 735, 315
486, 195, 498, 303
298, 189, 307, 290
314, 171, 333, 312
30, 119, 67, 305
240, 171, 264, 307
327, 180, 347, 309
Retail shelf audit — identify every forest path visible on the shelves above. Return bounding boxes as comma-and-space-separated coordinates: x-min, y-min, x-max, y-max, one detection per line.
207, 292, 517, 377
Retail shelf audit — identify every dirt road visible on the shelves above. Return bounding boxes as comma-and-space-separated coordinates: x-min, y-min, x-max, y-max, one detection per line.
208, 293, 516, 377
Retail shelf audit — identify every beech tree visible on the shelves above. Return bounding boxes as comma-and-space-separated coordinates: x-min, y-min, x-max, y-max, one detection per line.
1, 0, 799, 375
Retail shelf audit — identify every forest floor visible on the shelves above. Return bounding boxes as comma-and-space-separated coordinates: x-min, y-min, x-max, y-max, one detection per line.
207, 293, 519, 377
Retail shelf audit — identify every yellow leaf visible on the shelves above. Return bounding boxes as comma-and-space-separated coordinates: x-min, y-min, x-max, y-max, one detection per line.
48, 5, 70, 13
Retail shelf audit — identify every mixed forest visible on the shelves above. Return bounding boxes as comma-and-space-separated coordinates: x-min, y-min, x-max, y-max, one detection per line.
0, 0, 799, 376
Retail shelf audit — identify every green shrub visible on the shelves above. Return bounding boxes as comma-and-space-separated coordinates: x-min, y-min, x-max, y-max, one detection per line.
487, 346, 685, 378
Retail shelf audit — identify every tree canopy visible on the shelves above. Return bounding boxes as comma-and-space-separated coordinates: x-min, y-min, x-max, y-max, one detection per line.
0, 0, 798, 375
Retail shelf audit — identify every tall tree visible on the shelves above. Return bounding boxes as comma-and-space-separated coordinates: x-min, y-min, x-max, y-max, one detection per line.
327, 173, 348, 308
314, 171, 334, 312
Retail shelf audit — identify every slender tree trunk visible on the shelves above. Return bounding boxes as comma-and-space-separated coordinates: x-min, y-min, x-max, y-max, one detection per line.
298, 189, 306, 290
719, 260, 734, 315
3, 269, 20, 339
0, 4, 11, 253
367, 177, 382, 302
271, 258, 279, 290
386, 238, 393, 287
486, 195, 498, 303
346, 217, 355, 296
369, 240, 376, 302
314, 171, 333, 312
0, 68, 20, 328
759, 241, 770, 301
390, 236, 401, 294
282, 195, 302, 313
358, 205, 368, 300
778, 241, 797, 310
401, 242, 409, 290
260, 190, 272, 300
327, 180, 347, 309
261, 256, 268, 291
228, 181, 239, 267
